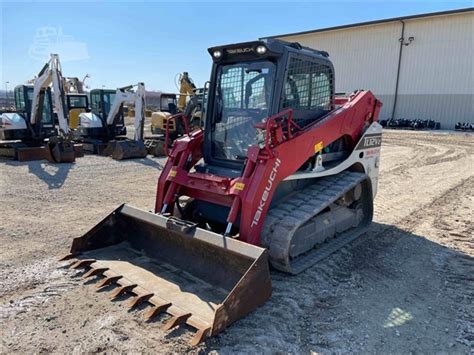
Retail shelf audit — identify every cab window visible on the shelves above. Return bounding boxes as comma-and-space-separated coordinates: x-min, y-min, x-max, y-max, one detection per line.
91, 92, 101, 111
15, 88, 26, 111
282, 56, 333, 126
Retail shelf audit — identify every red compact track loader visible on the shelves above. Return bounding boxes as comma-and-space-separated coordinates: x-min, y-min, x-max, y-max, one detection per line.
61, 39, 383, 345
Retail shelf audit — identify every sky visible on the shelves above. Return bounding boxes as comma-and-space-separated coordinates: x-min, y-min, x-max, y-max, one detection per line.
1, 1, 471, 92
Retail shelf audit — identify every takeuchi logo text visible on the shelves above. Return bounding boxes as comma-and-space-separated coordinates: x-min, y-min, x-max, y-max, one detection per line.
251, 158, 281, 228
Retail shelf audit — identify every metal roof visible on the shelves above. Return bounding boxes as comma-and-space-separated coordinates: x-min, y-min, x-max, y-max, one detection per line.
262, 7, 473, 39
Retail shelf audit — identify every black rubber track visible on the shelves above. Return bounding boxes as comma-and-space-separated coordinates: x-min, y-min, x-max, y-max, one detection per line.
261, 171, 373, 274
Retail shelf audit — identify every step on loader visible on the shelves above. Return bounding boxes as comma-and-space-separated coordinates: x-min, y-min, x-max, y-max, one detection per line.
61, 39, 383, 344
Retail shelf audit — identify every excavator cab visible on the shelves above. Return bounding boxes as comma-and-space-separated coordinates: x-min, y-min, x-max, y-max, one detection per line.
77, 89, 127, 140
0, 85, 55, 141
150, 93, 178, 135
0, 85, 79, 162
83, 84, 148, 160
66, 93, 89, 129
148, 73, 204, 156
159, 93, 178, 115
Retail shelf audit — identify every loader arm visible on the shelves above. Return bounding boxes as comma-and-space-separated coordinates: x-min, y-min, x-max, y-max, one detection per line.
156, 90, 382, 245
31, 54, 70, 136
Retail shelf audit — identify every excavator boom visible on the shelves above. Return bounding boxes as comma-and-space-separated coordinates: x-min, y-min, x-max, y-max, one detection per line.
31, 54, 69, 136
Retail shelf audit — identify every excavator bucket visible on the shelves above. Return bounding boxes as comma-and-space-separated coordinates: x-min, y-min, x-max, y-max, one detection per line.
61, 204, 272, 345
9, 140, 83, 162
102, 140, 148, 160
47, 139, 77, 163
145, 138, 167, 157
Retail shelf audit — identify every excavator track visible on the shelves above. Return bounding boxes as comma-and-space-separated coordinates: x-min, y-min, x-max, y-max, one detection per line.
261, 171, 373, 274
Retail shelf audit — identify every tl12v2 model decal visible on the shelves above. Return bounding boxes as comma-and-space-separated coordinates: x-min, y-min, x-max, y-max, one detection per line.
355, 133, 382, 150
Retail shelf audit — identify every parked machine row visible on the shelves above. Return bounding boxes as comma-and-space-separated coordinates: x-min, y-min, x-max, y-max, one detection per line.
0, 54, 203, 162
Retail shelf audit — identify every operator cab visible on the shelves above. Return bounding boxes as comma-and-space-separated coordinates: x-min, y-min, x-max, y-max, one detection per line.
159, 93, 178, 115
204, 39, 334, 171
67, 93, 89, 129
90, 89, 126, 136
0, 85, 55, 141
191, 39, 336, 225
67, 93, 89, 111
76, 89, 127, 139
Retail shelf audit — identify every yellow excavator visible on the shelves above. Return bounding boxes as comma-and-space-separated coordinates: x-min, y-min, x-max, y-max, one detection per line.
147, 72, 203, 156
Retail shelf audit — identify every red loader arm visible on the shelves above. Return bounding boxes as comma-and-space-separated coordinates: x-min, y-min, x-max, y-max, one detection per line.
155, 90, 382, 246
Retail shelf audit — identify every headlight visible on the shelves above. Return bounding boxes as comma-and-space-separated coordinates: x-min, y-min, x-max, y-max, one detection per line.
256, 45, 267, 55
212, 50, 222, 59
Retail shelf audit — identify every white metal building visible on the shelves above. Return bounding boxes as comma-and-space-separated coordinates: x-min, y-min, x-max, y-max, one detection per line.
265, 8, 473, 129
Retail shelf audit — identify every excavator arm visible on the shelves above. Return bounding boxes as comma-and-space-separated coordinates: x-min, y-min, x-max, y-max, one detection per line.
100, 82, 148, 160
106, 82, 146, 141
30, 54, 70, 136
177, 72, 196, 112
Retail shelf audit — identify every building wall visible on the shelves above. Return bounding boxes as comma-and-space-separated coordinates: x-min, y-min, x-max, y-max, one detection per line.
277, 12, 473, 128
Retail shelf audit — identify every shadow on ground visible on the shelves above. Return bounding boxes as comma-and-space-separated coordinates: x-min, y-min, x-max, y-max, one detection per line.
1, 158, 73, 189
200, 222, 473, 353
128, 157, 164, 169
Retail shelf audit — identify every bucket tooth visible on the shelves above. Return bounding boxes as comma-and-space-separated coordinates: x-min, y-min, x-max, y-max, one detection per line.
82, 267, 109, 279
59, 253, 78, 261
190, 327, 211, 346
143, 301, 172, 321
162, 313, 192, 331
110, 284, 137, 299
70, 259, 96, 269
128, 293, 154, 309
96, 275, 123, 289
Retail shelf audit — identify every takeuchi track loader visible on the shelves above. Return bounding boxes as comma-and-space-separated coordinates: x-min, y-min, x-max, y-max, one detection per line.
61, 39, 383, 345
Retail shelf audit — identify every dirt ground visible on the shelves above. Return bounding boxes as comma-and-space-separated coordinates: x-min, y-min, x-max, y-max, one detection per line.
0, 130, 473, 354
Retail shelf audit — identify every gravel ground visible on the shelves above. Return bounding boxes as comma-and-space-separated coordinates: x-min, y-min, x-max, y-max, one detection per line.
0, 129, 473, 353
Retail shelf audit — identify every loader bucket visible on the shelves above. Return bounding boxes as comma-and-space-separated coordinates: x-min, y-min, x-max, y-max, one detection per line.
103, 140, 148, 160
61, 204, 272, 345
